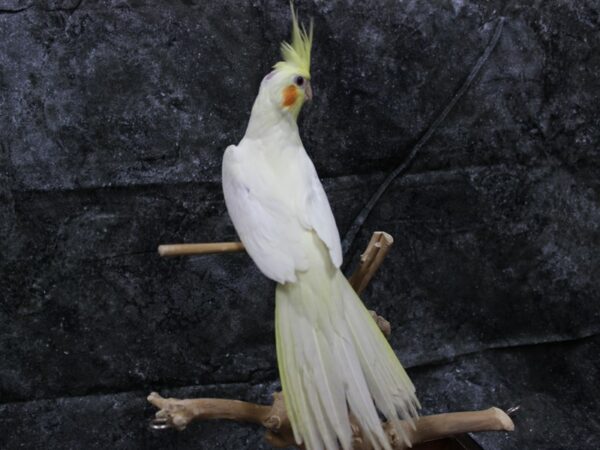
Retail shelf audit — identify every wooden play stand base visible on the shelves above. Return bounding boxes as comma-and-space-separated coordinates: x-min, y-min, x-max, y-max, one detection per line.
149, 232, 515, 449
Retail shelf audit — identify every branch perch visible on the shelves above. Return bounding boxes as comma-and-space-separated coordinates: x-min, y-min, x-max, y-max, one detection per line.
149, 231, 515, 448
148, 391, 513, 449
349, 231, 394, 295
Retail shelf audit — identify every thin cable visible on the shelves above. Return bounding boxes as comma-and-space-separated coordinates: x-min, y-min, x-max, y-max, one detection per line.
342, 17, 506, 257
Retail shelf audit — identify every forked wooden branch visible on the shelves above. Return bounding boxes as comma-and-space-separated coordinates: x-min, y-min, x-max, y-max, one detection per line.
349, 231, 394, 295
147, 391, 513, 449
149, 231, 514, 448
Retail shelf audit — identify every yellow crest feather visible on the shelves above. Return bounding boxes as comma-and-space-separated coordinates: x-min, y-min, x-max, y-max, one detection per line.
274, 4, 313, 79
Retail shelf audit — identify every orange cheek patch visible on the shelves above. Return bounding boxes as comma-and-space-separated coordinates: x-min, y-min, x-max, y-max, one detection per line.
282, 85, 298, 107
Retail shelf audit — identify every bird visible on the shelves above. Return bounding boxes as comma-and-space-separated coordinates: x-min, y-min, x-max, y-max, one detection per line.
221, 5, 420, 450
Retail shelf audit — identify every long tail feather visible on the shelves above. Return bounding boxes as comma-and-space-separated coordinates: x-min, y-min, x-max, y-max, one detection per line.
275, 232, 419, 450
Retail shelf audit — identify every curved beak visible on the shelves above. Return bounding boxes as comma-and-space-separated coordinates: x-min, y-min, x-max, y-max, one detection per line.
305, 81, 313, 101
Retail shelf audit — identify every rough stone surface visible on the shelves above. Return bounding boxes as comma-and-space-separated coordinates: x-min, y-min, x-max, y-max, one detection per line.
1, 0, 599, 449
0, 382, 281, 450
414, 335, 600, 450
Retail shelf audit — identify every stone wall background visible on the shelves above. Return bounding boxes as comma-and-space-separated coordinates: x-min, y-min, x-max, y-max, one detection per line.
1, 0, 599, 448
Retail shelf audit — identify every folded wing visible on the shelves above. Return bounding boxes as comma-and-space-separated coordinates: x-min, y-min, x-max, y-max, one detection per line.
222, 144, 309, 283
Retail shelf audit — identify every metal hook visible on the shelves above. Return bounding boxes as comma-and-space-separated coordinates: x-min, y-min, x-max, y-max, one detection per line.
149, 417, 172, 430
506, 405, 521, 416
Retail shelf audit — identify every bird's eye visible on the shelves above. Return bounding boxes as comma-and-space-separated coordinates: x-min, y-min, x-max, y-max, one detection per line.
295, 76, 304, 86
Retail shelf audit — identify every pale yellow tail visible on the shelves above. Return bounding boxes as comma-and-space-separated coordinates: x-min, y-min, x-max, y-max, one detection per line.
275, 233, 420, 450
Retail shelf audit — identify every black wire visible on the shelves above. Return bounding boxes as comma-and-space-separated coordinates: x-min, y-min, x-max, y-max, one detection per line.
341, 17, 506, 259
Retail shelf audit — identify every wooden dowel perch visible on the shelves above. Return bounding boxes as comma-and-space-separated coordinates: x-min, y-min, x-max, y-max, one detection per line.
149, 231, 515, 448
158, 241, 244, 257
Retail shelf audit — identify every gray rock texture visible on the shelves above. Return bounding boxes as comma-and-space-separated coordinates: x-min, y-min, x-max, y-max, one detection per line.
1, 0, 599, 448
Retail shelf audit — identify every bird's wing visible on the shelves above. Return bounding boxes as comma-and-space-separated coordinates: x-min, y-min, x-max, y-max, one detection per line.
222, 144, 309, 284
297, 153, 343, 268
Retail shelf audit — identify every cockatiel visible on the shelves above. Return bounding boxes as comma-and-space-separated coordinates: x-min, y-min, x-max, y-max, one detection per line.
222, 6, 420, 450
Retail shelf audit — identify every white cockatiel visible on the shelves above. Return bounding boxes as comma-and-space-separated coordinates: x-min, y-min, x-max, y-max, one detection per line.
222, 7, 420, 450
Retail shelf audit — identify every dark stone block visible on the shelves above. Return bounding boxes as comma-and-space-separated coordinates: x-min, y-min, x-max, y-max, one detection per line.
414, 335, 600, 450
347, 166, 600, 368
0, 176, 379, 401
0, 382, 281, 450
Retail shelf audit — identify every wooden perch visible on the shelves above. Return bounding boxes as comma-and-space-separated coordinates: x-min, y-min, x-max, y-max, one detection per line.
157, 233, 390, 336
148, 391, 513, 449
158, 241, 244, 257
349, 231, 394, 295
390, 408, 514, 446
149, 231, 515, 448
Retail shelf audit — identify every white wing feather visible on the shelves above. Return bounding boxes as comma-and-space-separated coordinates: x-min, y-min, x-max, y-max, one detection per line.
222, 144, 309, 283
297, 154, 343, 267
222, 142, 342, 282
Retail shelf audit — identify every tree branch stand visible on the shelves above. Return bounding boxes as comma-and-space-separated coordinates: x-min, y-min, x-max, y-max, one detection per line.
148, 232, 515, 449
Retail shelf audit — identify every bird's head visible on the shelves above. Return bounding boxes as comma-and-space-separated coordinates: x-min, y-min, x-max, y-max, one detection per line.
260, 5, 313, 121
